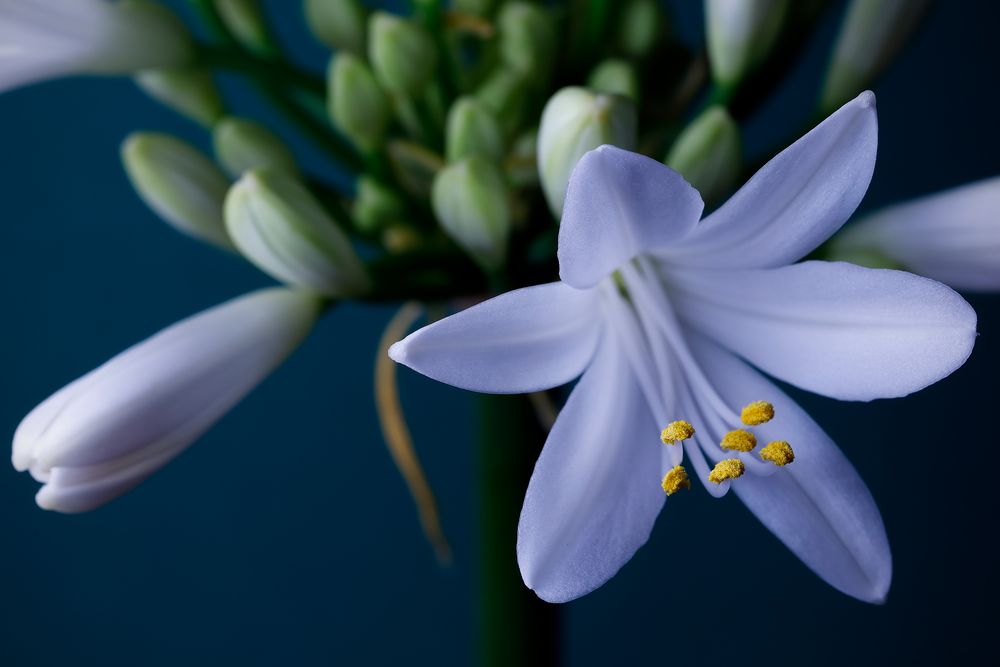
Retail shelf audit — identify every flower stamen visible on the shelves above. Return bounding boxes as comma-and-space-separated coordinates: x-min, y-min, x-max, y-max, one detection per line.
720, 429, 757, 452
661, 420, 695, 445
708, 458, 745, 484
740, 400, 775, 425
760, 441, 795, 466
661, 465, 691, 495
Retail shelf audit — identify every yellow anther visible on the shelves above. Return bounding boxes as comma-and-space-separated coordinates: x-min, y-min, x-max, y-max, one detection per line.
760, 441, 795, 466
661, 465, 691, 495
708, 459, 745, 484
741, 401, 775, 426
720, 429, 757, 452
661, 420, 695, 445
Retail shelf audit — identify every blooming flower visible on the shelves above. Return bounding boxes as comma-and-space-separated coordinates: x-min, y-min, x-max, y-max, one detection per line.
389, 92, 977, 603
0, 0, 191, 94
12, 288, 319, 513
832, 176, 1000, 292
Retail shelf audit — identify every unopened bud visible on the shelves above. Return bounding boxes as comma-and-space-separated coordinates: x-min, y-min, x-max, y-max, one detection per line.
328, 53, 391, 152
213, 117, 298, 177
135, 66, 224, 127
537, 87, 637, 217
446, 97, 505, 163
214, 0, 270, 54
122, 133, 232, 250
475, 68, 531, 138
820, 0, 931, 114
497, 3, 555, 83
304, 0, 367, 54
706, 0, 788, 90
387, 140, 444, 198
432, 157, 511, 270
225, 170, 369, 296
665, 106, 741, 205
368, 12, 437, 97
617, 0, 661, 59
505, 129, 538, 189
353, 176, 405, 234
587, 59, 639, 101
453, 0, 497, 17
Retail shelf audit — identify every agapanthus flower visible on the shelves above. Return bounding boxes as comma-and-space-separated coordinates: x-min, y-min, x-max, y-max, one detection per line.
389, 92, 977, 603
12, 288, 318, 513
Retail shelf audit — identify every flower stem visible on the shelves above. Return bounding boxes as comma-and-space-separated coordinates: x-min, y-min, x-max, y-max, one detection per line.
477, 394, 560, 667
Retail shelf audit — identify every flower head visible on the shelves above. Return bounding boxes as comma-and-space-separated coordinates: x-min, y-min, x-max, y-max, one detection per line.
390, 92, 978, 604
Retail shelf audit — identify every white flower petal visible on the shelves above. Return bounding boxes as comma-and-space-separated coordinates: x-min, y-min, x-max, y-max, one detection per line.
666, 260, 977, 401
834, 177, 1000, 291
664, 92, 877, 269
389, 282, 601, 393
558, 145, 704, 289
517, 331, 665, 603
688, 333, 892, 603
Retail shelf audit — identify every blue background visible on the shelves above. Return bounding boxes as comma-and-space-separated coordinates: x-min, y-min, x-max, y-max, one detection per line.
1, 1, 997, 665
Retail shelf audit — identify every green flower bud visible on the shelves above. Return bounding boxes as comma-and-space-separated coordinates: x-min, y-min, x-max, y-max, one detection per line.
368, 12, 438, 97
587, 59, 639, 101
134, 67, 224, 127
617, 0, 661, 59
225, 170, 370, 296
387, 140, 444, 198
474, 68, 531, 138
432, 157, 511, 270
497, 3, 555, 82
121, 133, 232, 250
820, 0, 931, 114
304, 0, 367, 54
665, 106, 741, 206
537, 87, 637, 218
214, 0, 270, 54
453, 0, 497, 18
706, 0, 788, 90
353, 176, 405, 234
328, 53, 391, 152
213, 117, 298, 178
445, 97, 505, 163
505, 129, 538, 189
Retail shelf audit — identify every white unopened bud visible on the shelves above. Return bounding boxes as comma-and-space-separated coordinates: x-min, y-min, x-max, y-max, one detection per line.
135, 67, 224, 127
537, 87, 637, 217
0, 0, 192, 93
705, 0, 788, 90
432, 158, 511, 270
213, 117, 298, 177
122, 133, 233, 250
820, 0, 931, 114
225, 170, 370, 296
305, 0, 368, 54
665, 106, 741, 205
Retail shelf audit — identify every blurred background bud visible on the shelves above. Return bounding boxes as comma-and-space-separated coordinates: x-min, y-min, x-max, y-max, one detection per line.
820, 0, 931, 114
665, 105, 741, 206
505, 129, 538, 189
225, 170, 369, 296
497, 3, 555, 84
214, 0, 270, 54
387, 140, 444, 198
328, 53, 391, 152
453, 0, 497, 18
475, 68, 531, 139
353, 176, 405, 235
587, 59, 639, 102
121, 133, 232, 250
432, 158, 511, 271
617, 0, 662, 59
537, 87, 637, 218
304, 0, 368, 54
446, 97, 505, 163
213, 117, 298, 177
135, 67, 224, 127
368, 12, 438, 97
705, 0, 788, 90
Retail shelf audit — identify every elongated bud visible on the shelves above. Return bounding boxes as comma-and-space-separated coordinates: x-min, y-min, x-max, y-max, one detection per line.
213, 117, 298, 177
387, 140, 444, 198
475, 68, 531, 138
368, 12, 438, 97
446, 97, 505, 163
353, 176, 405, 234
135, 67, 224, 127
587, 59, 639, 101
665, 106, 741, 205
819, 0, 931, 114
505, 129, 538, 189
617, 0, 662, 59
328, 53, 391, 152
122, 133, 232, 250
225, 170, 369, 296
0, 0, 192, 94
537, 87, 637, 218
497, 3, 555, 83
305, 0, 368, 54
705, 0, 788, 90
214, 0, 270, 54
432, 158, 511, 270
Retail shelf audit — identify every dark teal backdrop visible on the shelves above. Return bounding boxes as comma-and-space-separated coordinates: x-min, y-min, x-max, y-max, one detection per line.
1, 2, 997, 665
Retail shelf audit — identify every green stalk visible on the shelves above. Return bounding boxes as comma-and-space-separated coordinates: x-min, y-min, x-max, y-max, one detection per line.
477, 394, 560, 667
